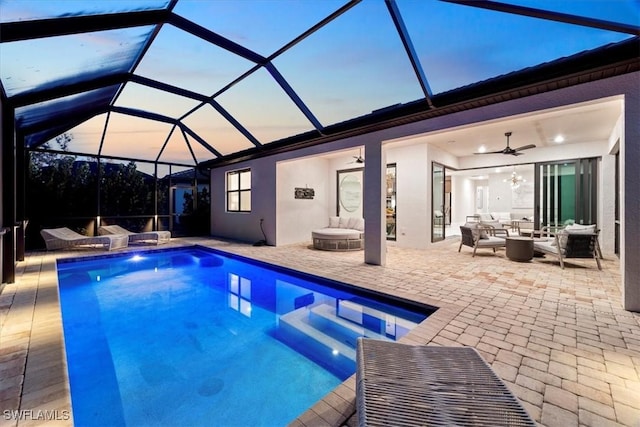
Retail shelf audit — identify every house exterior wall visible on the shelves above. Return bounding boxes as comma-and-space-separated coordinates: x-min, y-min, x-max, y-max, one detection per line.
276, 156, 331, 246
208, 71, 640, 311
621, 78, 640, 311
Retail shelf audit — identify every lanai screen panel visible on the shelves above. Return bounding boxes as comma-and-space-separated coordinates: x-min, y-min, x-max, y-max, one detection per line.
273, 0, 424, 127
133, 25, 255, 96
0, 26, 154, 97
114, 83, 202, 121
396, 0, 637, 95
181, 104, 256, 157
216, 68, 315, 144
40, 114, 109, 156
172, 0, 347, 56
504, 0, 640, 27
0, 1, 170, 22
100, 113, 177, 163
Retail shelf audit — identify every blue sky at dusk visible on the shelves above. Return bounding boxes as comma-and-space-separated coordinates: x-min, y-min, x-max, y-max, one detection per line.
1, 0, 638, 165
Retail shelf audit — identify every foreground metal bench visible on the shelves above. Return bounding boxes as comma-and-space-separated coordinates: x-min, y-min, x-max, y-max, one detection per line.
356, 338, 535, 426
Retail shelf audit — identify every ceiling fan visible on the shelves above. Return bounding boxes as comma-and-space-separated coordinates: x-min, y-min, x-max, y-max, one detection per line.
350, 148, 364, 164
475, 132, 536, 156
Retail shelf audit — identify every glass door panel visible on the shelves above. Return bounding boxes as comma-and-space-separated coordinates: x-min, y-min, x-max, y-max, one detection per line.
432, 162, 445, 242
386, 164, 396, 240
536, 158, 597, 232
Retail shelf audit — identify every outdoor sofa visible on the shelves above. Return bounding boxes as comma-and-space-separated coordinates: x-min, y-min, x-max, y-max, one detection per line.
312, 217, 364, 251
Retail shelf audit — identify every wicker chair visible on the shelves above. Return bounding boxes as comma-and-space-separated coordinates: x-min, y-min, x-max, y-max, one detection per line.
99, 225, 171, 245
356, 338, 536, 426
40, 227, 129, 251
458, 224, 509, 257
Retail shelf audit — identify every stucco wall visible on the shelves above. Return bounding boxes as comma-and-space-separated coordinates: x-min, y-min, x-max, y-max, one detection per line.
208, 72, 640, 310
275, 157, 331, 246
211, 156, 277, 245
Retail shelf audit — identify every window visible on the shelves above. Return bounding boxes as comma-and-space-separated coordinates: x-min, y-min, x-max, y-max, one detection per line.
226, 168, 251, 212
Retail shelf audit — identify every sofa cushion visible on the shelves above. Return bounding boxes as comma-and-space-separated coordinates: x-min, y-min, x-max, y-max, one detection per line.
329, 216, 340, 228
463, 222, 488, 240
534, 240, 558, 254
338, 217, 351, 228
552, 224, 596, 248
478, 213, 493, 222
346, 217, 359, 230
312, 228, 362, 240
352, 218, 365, 231
565, 224, 597, 233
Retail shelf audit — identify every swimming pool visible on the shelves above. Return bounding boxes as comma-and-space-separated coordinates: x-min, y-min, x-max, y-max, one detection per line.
56, 246, 434, 426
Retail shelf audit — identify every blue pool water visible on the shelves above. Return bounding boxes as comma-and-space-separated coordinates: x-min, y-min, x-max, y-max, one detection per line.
57, 246, 434, 426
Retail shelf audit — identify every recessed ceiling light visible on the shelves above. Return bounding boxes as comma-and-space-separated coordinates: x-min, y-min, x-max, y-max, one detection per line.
495, 168, 501, 173
478, 145, 486, 153
554, 135, 565, 143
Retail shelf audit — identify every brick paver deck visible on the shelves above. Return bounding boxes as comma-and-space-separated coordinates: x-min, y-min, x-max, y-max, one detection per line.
1, 237, 638, 426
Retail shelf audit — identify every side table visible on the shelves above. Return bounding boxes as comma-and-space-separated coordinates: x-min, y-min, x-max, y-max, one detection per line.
506, 236, 534, 262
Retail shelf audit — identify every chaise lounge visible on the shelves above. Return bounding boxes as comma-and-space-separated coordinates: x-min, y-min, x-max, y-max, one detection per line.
356, 338, 535, 426
41, 227, 129, 251
98, 225, 171, 245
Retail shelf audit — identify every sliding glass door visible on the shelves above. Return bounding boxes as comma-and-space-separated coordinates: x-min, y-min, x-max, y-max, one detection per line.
536, 158, 598, 231
432, 162, 445, 242
386, 164, 397, 240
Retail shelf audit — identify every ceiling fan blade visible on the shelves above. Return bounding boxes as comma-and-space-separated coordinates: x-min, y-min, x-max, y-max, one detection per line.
511, 152, 524, 156
514, 144, 536, 151
474, 149, 504, 155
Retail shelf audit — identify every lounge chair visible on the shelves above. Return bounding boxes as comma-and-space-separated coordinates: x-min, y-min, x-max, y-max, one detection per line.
458, 223, 509, 257
40, 227, 129, 251
98, 225, 171, 245
356, 338, 536, 426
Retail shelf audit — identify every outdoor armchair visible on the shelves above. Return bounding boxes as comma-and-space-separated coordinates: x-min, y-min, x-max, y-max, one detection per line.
458, 223, 509, 257
533, 230, 601, 270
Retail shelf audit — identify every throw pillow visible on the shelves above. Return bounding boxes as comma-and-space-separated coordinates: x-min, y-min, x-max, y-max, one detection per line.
353, 218, 365, 232
565, 224, 596, 234
329, 216, 340, 228
477, 225, 490, 239
347, 217, 359, 230
463, 222, 480, 240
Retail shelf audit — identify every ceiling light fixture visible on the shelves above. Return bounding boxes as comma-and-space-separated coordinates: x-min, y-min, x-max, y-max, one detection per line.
504, 167, 525, 189
554, 135, 565, 143
478, 145, 487, 153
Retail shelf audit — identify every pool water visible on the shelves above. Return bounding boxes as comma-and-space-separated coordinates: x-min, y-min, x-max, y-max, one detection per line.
57, 247, 433, 426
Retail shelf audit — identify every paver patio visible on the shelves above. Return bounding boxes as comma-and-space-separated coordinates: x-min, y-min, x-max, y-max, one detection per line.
1, 237, 638, 426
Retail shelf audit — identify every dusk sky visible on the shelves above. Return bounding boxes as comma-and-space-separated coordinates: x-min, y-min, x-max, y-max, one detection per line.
1, 0, 638, 166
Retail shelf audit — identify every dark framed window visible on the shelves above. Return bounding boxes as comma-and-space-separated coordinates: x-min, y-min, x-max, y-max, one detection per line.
226, 168, 251, 212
